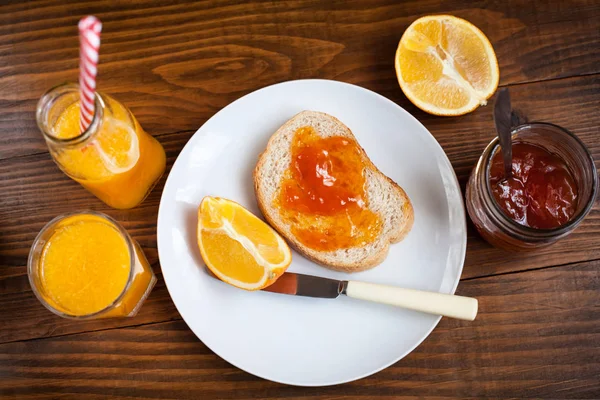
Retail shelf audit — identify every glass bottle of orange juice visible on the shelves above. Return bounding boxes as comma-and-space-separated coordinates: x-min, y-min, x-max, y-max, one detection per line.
28, 211, 156, 319
36, 83, 166, 209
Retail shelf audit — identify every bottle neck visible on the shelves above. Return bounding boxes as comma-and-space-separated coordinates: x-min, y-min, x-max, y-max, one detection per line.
36, 83, 104, 148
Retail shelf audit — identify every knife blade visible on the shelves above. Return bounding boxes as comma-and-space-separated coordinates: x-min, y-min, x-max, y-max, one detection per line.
262, 272, 344, 299
262, 272, 478, 321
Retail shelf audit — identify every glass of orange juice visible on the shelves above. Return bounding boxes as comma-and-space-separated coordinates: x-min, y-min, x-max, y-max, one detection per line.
28, 211, 156, 319
36, 83, 166, 209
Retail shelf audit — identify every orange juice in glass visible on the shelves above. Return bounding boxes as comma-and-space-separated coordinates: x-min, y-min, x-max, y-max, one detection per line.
28, 211, 156, 319
36, 83, 166, 209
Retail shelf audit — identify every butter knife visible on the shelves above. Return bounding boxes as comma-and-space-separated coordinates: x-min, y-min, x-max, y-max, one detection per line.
263, 273, 478, 321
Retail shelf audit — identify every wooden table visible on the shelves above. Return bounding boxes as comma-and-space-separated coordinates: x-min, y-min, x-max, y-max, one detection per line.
2, 1, 599, 398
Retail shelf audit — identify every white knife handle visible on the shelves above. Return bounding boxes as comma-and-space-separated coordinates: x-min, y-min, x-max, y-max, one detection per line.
344, 281, 478, 321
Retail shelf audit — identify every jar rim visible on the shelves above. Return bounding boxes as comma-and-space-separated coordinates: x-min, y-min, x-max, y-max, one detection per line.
36, 82, 104, 147
480, 122, 598, 238
27, 211, 136, 320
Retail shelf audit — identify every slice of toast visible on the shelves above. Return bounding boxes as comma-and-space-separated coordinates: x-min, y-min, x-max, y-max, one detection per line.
254, 111, 413, 272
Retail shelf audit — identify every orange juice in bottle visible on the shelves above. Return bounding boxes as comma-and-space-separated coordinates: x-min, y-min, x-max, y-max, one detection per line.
28, 212, 156, 319
36, 83, 166, 209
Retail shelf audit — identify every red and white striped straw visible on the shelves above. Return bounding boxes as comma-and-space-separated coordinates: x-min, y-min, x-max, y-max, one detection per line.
78, 16, 102, 133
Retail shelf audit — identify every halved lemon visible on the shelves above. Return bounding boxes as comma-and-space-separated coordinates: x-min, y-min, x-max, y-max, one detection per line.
395, 15, 499, 116
197, 196, 291, 291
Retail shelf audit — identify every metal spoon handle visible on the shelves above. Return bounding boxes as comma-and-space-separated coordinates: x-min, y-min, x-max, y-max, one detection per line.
500, 133, 513, 180
494, 88, 513, 180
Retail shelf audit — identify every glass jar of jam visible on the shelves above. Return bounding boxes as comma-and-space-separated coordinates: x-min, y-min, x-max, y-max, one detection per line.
466, 123, 597, 250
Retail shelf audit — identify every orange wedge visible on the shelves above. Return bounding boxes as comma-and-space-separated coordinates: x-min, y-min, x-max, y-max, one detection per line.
395, 15, 499, 116
197, 196, 291, 290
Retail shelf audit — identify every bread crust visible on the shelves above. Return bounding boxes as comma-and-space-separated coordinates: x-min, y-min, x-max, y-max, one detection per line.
254, 111, 413, 272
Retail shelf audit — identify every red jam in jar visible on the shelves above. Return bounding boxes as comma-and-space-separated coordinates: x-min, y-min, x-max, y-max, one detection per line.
489, 142, 578, 229
466, 123, 597, 251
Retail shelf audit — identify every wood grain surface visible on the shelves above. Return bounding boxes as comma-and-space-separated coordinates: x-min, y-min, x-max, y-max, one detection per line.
1, 0, 599, 158
1, 0, 599, 398
2, 261, 599, 399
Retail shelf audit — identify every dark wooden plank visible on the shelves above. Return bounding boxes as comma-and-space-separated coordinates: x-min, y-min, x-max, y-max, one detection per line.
0, 0, 599, 159
0, 269, 180, 345
1, 260, 598, 399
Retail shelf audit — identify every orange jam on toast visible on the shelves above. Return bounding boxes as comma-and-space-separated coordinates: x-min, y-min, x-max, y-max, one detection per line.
277, 126, 382, 251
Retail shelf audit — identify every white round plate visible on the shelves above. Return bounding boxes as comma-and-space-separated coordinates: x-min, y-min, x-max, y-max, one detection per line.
157, 79, 466, 386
